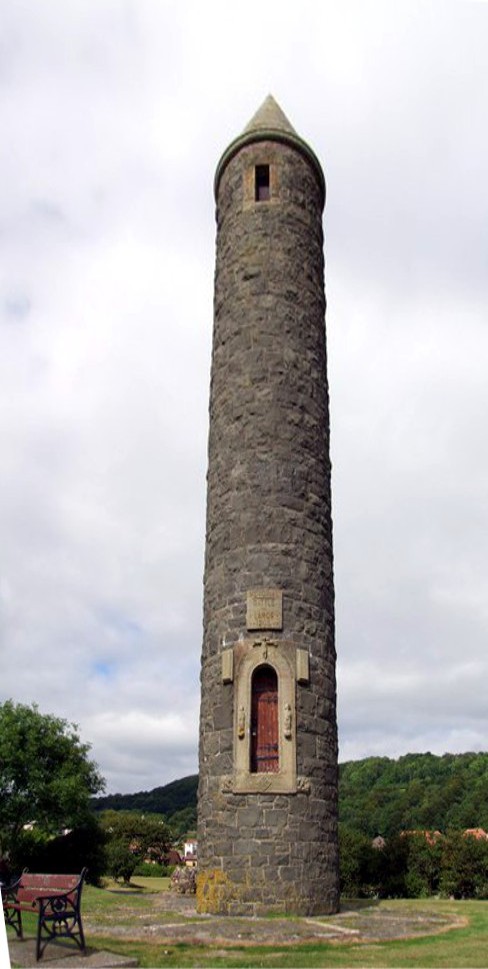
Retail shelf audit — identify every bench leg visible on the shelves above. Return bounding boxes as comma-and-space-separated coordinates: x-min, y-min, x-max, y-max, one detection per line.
3, 904, 22, 940
35, 914, 86, 961
78, 914, 86, 953
36, 915, 42, 962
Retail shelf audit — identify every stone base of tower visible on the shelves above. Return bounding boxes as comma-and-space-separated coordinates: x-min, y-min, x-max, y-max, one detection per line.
196, 786, 339, 917
196, 866, 339, 917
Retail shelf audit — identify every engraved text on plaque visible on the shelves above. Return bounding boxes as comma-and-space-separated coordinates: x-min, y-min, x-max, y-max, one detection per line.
246, 589, 283, 630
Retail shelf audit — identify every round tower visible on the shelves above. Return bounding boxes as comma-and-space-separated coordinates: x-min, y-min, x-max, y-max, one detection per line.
197, 95, 339, 916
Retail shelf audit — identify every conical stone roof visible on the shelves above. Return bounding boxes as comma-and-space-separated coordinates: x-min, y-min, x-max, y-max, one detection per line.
242, 94, 297, 137
214, 95, 325, 205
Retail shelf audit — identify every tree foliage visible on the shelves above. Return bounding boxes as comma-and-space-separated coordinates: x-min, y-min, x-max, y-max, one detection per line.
10, 816, 107, 885
0, 700, 105, 857
440, 831, 488, 899
339, 752, 488, 836
339, 827, 378, 897
100, 811, 172, 884
339, 828, 488, 899
92, 774, 198, 822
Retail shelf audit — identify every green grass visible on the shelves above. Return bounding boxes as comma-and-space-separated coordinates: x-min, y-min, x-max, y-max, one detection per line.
99, 875, 172, 893
7, 886, 488, 968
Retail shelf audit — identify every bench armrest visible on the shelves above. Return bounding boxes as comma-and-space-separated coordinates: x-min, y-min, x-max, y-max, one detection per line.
1, 869, 27, 902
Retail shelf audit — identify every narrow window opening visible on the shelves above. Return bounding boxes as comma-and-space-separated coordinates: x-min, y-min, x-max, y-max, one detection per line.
255, 165, 270, 201
250, 664, 279, 773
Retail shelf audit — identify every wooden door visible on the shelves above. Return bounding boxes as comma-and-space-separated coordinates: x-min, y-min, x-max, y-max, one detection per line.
250, 665, 279, 773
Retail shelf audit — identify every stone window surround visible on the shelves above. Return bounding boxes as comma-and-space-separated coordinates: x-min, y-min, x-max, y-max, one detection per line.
242, 158, 280, 210
255, 164, 270, 201
232, 639, 297, 794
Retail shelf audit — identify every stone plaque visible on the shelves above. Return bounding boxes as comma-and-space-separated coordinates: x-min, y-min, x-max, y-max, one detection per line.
246, 589, 282, 631
296, 648, 310, 684
221, 648, 234, 683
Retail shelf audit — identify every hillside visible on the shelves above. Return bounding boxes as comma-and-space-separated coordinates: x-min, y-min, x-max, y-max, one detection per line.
92, 752, 488, 836
92, 774, 198, 818
339, 751, 488, 836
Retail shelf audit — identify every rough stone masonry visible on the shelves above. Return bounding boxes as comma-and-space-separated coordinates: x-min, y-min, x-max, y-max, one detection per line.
197, 95, 339, 916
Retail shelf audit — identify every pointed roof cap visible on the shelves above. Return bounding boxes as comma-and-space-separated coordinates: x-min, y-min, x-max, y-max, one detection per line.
214, 95, 325, 206
242, 94, 297, 137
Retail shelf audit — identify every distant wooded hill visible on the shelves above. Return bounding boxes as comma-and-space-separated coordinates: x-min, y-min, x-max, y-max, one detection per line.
92, 752, 488, 837
92, 774, 199, 836
339, 752, 488, 836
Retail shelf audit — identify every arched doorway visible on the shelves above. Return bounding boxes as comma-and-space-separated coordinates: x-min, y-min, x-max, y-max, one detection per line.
250, 665, 279, 773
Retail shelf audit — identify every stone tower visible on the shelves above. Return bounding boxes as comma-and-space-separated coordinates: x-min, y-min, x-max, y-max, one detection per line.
197, 95, 339, 916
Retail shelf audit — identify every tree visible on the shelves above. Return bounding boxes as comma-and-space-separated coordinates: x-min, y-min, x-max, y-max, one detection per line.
376, 835, 410, 897
440, 831, 488, 899
404, 833, 442, 897
105, 841, 139, 884
100, 811, 172, 884
0, 700, 105, 860
339, 827, 378, 897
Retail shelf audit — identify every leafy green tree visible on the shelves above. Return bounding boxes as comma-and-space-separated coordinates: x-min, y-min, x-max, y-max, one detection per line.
404, 834, 442, 897
440, 832, 488, 899
377, 835, 409, 897
339, 827, 378, 897
100, 811, 173, 883
105, 841, 139, 884
0, 700, 104, 859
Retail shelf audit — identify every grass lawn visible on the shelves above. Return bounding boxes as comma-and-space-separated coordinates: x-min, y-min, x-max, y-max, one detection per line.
7, 882, 488, 968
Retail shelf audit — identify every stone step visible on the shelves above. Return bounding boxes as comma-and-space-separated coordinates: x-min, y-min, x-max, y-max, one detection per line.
8, 938, 138, 968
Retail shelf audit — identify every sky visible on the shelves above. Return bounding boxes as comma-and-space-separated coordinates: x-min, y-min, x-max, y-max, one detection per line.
1, 0, 488, 795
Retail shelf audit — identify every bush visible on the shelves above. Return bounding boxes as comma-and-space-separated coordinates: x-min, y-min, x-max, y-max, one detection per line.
8, 816, 107, 886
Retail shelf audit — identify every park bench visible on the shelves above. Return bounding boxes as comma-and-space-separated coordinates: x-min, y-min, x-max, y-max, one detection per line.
1, 868, 88, 961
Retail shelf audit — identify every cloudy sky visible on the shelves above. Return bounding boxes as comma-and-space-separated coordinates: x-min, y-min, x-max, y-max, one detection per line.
1, 0, 487, 795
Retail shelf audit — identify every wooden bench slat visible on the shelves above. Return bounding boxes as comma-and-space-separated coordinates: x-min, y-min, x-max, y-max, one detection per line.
18, 874, 79, 889
18, 888, 77, 905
